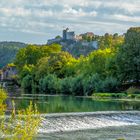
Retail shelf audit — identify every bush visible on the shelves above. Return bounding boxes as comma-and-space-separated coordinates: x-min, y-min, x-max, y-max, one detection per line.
21, 75, 32, 90
88, 74, 102, 93
39, 74, 61, 94
83, 75, 97, 96
102, 77, 120, 92
71, 75, 84, 96
93, 93, 127, 98
0, 102, 40, 140
60, 77, 73, 95
0, 89, 40, 140
95, 76, 120, 93
0, 88, 7, 115
126, 87, 140, 94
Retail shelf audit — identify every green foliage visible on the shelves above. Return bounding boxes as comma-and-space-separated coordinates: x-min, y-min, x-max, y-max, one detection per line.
21, 75, 32, 90
0, 89, 40, 140
35, 51, 76, 79
15, 44, 62, 72
39, 74, 61, 94
99, 33, 124, 50
20, 64, 34, 80
84, 48, 114, 77
60, 77, 73, 95
71, 75, 84, 96
14, 27, 140, 95
1, 102, 40, 140
116, 27, 140, 83
0, 42, 26, 68
126, 87, 140, 94
93, 93, 127, 99
0, 88, 7, 115
101, 77, 120, 93
83, 77, 95, 96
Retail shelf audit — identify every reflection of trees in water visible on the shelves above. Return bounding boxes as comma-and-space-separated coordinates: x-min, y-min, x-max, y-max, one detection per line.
5, 87, 140, 113
122, 101, 140, 110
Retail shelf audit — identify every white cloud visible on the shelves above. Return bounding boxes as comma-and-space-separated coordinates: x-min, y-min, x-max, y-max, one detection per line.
0, 7, 31, 17
113, 14, 140, 22
0, 0, 139, 43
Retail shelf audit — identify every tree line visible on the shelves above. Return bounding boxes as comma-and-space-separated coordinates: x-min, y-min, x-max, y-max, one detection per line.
14, 27, 140, 96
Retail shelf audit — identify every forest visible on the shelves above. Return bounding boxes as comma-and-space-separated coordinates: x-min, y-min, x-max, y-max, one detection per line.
14, 27, 140, 96
0, 42, 26, 68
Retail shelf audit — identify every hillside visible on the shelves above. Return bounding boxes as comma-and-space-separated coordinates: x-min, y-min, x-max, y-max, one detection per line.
0, 41, 26, 68
62, 41, 97, 57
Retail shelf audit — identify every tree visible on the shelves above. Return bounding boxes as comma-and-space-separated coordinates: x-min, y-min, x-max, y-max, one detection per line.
116, 27, 140, 83
61, 77, 73, 95
85, 48, 113, 77
35, 51, 77, 79
15, 44, 62, 72
39, 74, 60, 94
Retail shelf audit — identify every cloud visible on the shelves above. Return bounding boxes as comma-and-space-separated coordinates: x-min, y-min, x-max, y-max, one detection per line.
113, 14, 140, 22
0, 0, 139, 43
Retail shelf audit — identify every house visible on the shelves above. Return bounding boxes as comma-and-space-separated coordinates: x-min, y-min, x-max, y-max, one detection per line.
85, 32, 94, 37
75, 35, 83, 41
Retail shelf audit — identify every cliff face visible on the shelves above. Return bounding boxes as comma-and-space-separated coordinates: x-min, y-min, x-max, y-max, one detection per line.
61, 40, 98, 57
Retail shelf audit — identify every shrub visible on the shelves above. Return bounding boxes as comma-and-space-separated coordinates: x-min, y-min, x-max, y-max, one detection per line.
0, 89, 40, 140
93, 93, 127, 99
95, 76, 120, 93
71, 75, 84, 96
21, 74, 32, 90
60, 77, 73, 95
126, 87, 140, 94
0, 88, 7, 115
90, 74, 103, 93
102, 77, 120, 92
39, 74, 61, 94
1, 102, 40, 140
83, 75, 96, 96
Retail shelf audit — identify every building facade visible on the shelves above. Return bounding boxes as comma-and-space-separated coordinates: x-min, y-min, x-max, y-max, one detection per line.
63, 28, 75, 40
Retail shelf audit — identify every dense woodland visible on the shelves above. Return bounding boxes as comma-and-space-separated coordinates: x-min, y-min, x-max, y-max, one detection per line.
10, 27, 140, 95
0, 42, 26, 68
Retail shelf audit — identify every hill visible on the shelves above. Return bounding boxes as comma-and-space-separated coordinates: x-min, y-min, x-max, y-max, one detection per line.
0, 41, 27, 68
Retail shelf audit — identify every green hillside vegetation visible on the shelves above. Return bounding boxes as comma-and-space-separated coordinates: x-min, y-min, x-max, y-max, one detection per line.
0, 41, 26, 68
14, 27, 131, 96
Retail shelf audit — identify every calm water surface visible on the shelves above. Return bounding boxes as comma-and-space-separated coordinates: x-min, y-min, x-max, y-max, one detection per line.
4, 86, 140, 140
6, 87, 140, 113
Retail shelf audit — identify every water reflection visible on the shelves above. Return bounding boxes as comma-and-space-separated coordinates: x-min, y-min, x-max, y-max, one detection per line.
6, 92, 140, 113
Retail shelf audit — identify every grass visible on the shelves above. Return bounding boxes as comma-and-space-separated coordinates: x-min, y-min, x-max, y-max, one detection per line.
0, 88, 41, 140
93, 93, 127, 99
92, 92, 140, 99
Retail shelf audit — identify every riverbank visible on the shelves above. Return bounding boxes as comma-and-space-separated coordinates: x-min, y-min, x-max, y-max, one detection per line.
92, 92, 140, 100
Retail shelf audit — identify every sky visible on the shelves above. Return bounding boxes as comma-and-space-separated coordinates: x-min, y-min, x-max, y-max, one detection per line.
0, 0, 140, 44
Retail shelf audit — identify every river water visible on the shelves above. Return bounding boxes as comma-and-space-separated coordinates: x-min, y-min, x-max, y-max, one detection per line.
37, 111, 140, 140
5, 87, 140, 140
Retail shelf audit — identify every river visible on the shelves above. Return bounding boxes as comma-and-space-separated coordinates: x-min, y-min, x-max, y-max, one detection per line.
5, 86, 140, 140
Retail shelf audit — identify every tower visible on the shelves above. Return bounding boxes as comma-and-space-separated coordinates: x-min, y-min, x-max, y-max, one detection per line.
63, 28, 69, 40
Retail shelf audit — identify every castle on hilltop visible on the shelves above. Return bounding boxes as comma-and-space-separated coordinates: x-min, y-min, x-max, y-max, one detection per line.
47, 28, 98, 50
47, 28, 76, 45
63, 28, 75, 40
